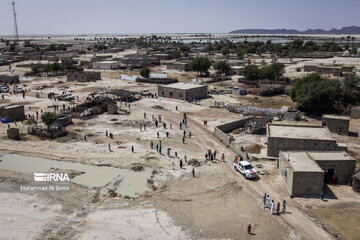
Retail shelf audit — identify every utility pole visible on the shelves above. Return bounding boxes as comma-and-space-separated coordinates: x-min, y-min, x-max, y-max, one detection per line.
12, 1, 19, 45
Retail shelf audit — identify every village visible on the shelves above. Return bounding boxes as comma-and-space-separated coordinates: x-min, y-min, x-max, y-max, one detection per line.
1, 24, 360, 240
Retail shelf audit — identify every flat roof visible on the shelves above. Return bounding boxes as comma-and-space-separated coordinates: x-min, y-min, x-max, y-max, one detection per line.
322, 114, 350, 120
0, 104, 22, 109
162, 82, 206, 90
94, 61, 119, 64
282, 152, 323, 172
307, 151, 355, 161
269, 124, 333, 140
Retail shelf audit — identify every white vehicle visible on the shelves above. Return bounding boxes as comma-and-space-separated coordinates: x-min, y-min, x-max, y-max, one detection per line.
234, 160, 258, 179
59, 93, 75, 101
0, 86, 9, 93
13, 87, 24, 93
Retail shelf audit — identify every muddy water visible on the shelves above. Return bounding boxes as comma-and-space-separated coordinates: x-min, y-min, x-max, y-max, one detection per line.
0, 153, 152, 197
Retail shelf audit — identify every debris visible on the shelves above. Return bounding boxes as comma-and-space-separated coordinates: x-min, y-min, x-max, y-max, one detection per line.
151, 105, 165, 110
131, 165, 144, 172
187, 159, 203, 167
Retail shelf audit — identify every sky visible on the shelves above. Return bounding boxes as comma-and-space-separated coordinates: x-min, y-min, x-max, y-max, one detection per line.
0, 0, 359, 35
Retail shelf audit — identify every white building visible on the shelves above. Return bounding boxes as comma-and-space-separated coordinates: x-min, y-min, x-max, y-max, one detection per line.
93, 61, 120, 70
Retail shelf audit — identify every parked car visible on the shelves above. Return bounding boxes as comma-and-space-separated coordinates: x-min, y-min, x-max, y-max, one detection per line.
234, 160, 258, 179
140, 90, 150, 96
13, 87, 25, 93
0, 86, 9, 93
58, 93, 75, 101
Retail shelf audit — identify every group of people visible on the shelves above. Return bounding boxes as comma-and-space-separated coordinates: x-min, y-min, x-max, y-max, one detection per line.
263, 193, 286, 215
205, 149, 225, 163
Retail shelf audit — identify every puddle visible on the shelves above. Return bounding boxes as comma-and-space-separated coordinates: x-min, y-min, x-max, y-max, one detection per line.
0, 153, 153, 197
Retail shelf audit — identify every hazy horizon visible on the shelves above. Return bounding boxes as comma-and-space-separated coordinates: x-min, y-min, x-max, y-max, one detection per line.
0, 0, 359, 35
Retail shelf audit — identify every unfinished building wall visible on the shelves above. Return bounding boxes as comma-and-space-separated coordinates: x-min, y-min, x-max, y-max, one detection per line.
0, 105, 25, 122
315, 160, 356, 184
267, 137, 342, 157
291, 171, 324, 196
322, 116, 349, 135
351, 107, 360, 119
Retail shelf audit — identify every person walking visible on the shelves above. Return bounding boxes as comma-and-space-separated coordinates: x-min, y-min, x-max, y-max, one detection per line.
183, 130, 186, 138
176, 106, 178, 111
151, 141, 154, 149
189, 132, 191, 138
266, 195, 270, 208
157, 132, 159, 138
175, 151, 178, 158
156, 144, 159, 152
167, 148, 171, 157
108, 144, 112, 152
182, 136, 185, 144
106, 130, 108, 137
131, 146, 134, 153
205, 153, 208, 161
166, 131, 169, 138
180, 122, 182, 130
144, 112, 146, 119
271, 200, 276, 215
180, 159, 183, 169
276, 202, 280, 215
221, 153, 225, 162
282, 200, 286, 213
184, 155, 187, 163
263, 193, 267, 209
192, 167, 195, 178
213, 151, 217, 160
247, 224, 252, 234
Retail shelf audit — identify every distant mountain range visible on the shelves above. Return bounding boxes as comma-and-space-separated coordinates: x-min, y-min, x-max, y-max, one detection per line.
229, 26, 360, 35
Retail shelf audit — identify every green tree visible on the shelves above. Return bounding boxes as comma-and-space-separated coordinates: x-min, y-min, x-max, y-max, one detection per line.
342, 73, 360, 107
260, 62, 285, 81
213, 61, 230, 76
290, 74, 342, 113
221, 46, 230, 57
190, 57, 211, 76
44, 64, 52, 74
235, 48, 244, 59
140, 66, 151, 78
51, 62, 62, 73
243, 65, 261, 81
343, 73, 359, 90
31, 64, 43, 74
41, 112, 56, 129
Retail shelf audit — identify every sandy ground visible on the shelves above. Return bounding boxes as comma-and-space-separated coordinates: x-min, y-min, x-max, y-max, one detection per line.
0, 59, 359, 240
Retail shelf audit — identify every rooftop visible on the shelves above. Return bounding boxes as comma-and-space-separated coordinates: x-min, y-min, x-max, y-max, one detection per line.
307, 151, 355, 161
0, 104, 22, 109
95, 61, 119, 64
163, 82, 206, 90
268, 124, 333, 140
282, 152, 323, 172
322, 114, 350, 121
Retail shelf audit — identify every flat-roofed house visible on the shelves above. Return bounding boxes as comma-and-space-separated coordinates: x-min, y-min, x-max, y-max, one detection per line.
267, 124, 347, 157
158, 83, 207, 101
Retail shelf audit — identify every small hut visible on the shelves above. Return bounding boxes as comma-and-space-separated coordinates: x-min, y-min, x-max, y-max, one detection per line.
352, 172, 360, 193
